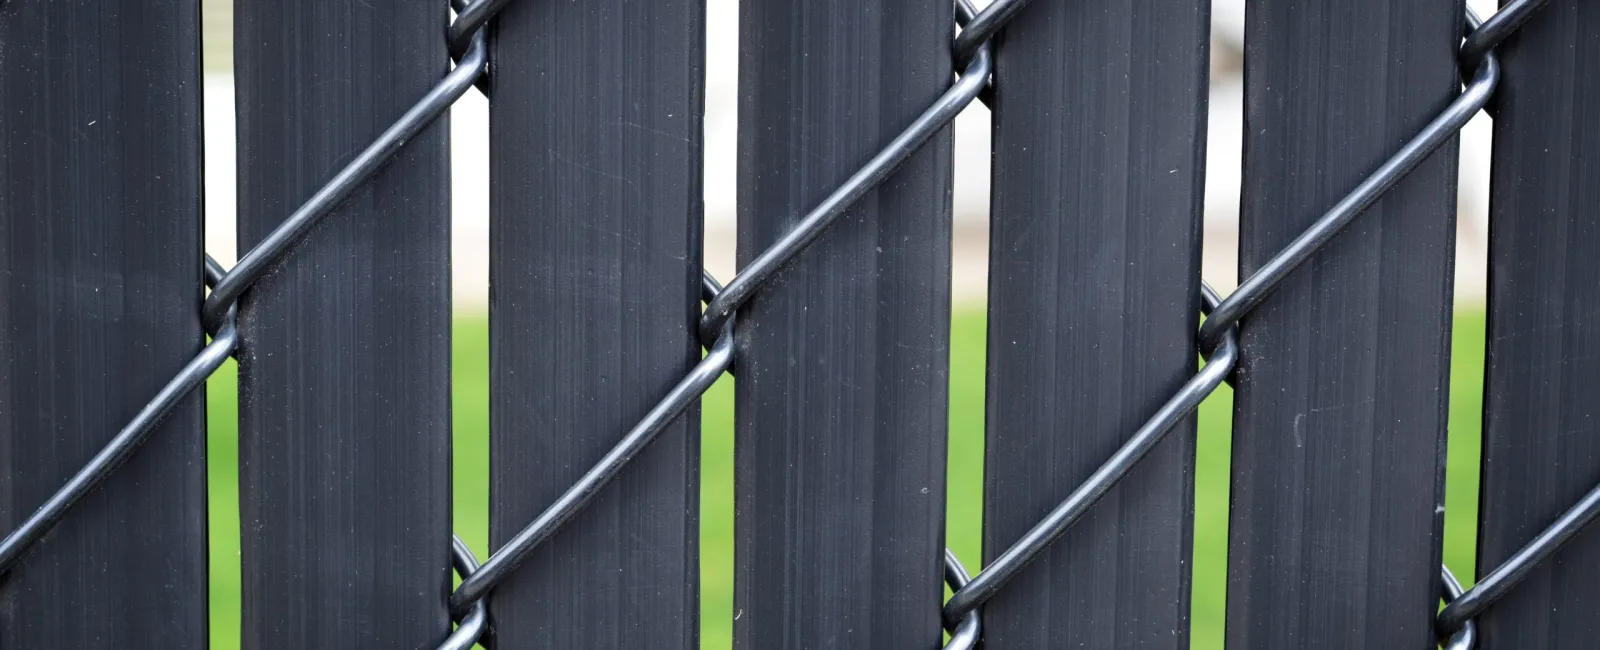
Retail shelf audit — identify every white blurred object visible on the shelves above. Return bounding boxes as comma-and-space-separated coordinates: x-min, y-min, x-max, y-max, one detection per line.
202, 77, 236, 269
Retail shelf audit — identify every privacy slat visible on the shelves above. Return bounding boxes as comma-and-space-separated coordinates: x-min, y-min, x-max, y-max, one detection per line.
1476, 1, 1600, 645
981, 0, 1209, 646
733, 0, 953, 647
1227, 0, 1461, 646
0, 2, 208, 646
486, 0, 705, 645
234, 0, 453, 646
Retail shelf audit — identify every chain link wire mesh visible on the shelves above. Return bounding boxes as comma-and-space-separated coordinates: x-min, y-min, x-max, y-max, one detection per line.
0, 0, 1592, 647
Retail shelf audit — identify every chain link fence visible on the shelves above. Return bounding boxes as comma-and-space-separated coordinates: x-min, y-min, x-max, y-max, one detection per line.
1, 0, 1596, 647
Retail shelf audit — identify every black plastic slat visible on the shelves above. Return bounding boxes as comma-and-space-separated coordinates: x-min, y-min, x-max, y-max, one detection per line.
0, 2, 208, 646
981, 0, 1209, 646
1476, 1, 1600, 645
233, 0, 453, 646
733, 1, 953, 647
486, 0, 705, 646
1227, 0, 1461, 647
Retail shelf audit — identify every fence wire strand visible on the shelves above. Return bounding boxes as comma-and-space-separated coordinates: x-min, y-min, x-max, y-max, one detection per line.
0, 0, 1591, 648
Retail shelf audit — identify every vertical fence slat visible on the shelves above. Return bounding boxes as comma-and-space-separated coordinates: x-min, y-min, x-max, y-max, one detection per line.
1227, 0, 1461, 647
486, 0, 704, 646
1477, 1, 1600, 645
234, 1, 452, 646
0, 1, 208, 646
733, 2, 952, 648
980, 0, 1208, 646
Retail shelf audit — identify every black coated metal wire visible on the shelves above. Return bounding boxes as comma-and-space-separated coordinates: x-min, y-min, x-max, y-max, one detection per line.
1436, 481, 1600, 635
1440, 566, 1478, 650
448, 0, 513, 59
1460, 0, 1547, 72
439, 536, 490, 650
952, 0, 1028, 67
942, 549, 982, 650
0, 0, 1590, 648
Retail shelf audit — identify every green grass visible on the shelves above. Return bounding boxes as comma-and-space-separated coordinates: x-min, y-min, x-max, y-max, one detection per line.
203, 309, 1488, 648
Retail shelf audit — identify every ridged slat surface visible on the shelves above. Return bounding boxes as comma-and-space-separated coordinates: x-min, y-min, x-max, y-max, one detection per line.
487, 0, 705, 645
0, 2, 208, 646
234, 0, 453, 646
981, 0, 1209, 646
1227, 0, 1460, 647
1476, 1, 1600, 645
733, 0, 953, 647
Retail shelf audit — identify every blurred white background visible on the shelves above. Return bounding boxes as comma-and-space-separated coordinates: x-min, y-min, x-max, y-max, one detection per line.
199, 0, 1501, 309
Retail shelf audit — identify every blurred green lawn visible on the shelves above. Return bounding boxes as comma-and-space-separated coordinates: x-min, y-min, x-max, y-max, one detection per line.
203, 310, 1488, 648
